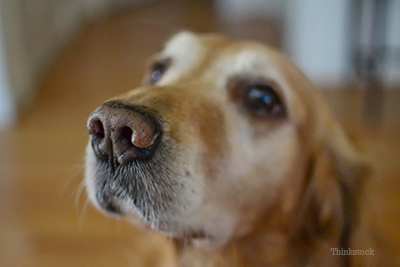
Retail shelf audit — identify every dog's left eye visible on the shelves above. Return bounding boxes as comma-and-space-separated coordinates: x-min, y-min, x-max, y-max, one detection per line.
244, 85, 285, 118
149, 59, 170, 84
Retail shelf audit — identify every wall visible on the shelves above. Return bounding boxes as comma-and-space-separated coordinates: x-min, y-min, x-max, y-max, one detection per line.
0, 4, 16, 129
0, 0, 140, 130
0, 0, 93, 130
284, 0, 350, 88
384, 0, 400, 87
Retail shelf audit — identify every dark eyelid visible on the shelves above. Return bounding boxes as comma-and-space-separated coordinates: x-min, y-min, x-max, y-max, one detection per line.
229, 77, 283, 100
148, 58, 171, 85
150, 58, 171, 72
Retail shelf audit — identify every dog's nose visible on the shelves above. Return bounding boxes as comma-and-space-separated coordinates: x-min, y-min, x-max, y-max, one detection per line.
87, 101, 160, 164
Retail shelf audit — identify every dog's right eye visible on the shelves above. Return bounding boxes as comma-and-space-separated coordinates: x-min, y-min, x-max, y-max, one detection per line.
149, 59, 170, 84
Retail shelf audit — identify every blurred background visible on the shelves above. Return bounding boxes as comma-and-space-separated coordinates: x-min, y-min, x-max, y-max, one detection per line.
0, 1, 399, 266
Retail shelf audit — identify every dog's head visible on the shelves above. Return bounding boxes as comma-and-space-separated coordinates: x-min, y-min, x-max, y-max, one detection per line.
85, 32, 367, 248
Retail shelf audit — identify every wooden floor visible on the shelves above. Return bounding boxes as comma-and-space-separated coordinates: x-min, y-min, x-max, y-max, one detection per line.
0, 2, 399, 266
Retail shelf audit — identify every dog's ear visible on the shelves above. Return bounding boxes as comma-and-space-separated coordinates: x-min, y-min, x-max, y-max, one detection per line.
293, 118, 369, 247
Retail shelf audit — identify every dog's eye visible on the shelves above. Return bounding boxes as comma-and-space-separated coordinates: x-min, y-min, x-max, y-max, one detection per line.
149, 59, 170, 84
244, 85, 285, 118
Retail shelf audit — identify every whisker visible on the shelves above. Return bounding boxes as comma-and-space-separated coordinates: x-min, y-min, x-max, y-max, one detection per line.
183, 227, 189, 248
82, 196, 91, 216
115, 219, 124, 237
60, 163, 84, 198
75, 180, 86, 211
77, 196, 91, 230
75, 181, 91, 229
146, 225, 156, 241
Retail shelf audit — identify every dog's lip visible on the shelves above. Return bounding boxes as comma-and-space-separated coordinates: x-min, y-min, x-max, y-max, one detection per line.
187, 230, 207, 239
157, 226, 208, 240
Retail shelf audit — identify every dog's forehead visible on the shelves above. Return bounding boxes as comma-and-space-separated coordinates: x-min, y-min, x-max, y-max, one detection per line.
164, 31, 227, 54
214, 45, 282, 79
164, 33, 284, 80
164, 32, 204, 64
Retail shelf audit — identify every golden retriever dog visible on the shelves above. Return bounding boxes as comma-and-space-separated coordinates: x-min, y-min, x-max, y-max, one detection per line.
85, 32, 383, 266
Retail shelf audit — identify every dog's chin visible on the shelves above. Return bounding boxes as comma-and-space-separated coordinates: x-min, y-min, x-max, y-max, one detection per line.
91, 189, 220, 246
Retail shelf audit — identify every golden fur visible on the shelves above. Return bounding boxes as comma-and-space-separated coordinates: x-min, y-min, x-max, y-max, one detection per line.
85, 32, 388, 266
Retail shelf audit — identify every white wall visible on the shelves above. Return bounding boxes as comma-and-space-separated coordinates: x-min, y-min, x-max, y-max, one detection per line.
215, 0, 287, 21
0, 4, 16, 130
284, 0, 351, 88
384, 0, 400, 88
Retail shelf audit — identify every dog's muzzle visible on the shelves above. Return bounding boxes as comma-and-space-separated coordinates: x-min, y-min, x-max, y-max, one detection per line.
85, 96, 201, 231
86, 100, 169, 217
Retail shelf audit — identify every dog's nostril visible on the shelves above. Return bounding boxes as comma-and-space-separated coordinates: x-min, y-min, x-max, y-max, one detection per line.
88, 119, 105, 139
120, 127, 133, 145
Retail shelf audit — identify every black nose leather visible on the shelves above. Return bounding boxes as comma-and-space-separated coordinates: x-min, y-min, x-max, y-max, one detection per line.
87, 101, 161, 164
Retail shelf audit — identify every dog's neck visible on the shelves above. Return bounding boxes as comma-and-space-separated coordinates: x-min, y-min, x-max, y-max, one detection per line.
175, 208, 345, 267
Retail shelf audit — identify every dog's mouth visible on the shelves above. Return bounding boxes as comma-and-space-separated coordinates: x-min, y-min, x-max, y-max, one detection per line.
90, 134, 167, 220
186, 229, 207, 239
91, 145, 182, 219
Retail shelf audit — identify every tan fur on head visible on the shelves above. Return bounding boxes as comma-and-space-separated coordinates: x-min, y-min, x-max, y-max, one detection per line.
85, 32, 373, 266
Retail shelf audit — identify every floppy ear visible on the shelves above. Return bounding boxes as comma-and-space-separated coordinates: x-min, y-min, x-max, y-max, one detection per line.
293, 118, 369, 249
